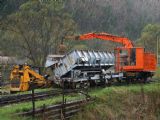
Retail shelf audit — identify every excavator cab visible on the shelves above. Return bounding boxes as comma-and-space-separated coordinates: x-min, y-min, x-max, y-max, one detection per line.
115, 47, 137, 72
115, 47, 156, 79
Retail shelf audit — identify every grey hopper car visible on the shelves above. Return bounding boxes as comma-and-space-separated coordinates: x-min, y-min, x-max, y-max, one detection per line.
52, 50, 123, 88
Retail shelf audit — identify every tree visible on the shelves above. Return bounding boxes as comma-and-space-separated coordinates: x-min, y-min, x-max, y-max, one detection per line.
65, 0, 160, 40
0, 0, 27, 19
0, 0, 76, 66
136, 24, 160, 54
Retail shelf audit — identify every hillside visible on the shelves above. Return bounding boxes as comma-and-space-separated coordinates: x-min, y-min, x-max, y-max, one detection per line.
72, 83, 160, 120
0, 0, 160, 66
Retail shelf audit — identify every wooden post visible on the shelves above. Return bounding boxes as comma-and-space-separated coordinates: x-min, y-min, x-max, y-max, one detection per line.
31, 83, 35, 119
62, 78, 66, 120
42, 104, 46, 120
157, 37, 159, 65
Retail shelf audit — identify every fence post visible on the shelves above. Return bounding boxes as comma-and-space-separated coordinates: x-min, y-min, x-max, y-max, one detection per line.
61, 78, 66, 120
157, 37, 159, 65
31, 83, 35, 119
42, 104, 46, 120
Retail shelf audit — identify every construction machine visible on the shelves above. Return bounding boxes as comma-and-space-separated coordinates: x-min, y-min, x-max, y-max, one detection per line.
10, 65, 50, 92
65, 32, 157, 82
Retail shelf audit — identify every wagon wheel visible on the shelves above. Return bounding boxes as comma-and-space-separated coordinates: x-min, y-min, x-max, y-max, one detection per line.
116, 78, 122, 83
105, 79, 112, 87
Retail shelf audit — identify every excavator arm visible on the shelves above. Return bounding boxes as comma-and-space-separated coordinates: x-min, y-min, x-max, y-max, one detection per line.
66, 32, 134, 48
25, 66, 45, 81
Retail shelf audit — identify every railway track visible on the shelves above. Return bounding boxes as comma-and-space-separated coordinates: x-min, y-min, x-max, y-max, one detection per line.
1, 80, 158, 107
0, 89, 78, 107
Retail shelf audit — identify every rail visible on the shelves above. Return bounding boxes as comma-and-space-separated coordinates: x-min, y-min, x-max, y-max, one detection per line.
0, 89, 78, 106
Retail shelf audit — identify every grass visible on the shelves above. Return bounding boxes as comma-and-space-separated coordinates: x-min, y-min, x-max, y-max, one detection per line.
1, 83, 160, 120
0, 82, 160, 120
154, 67, 160, 79
72, 83, 160, 120
0, 67, 160, 120
0, 92, 86, 120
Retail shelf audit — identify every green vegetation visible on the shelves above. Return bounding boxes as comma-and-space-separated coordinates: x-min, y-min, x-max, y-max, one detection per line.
0, 92, 86, 120
0, 0, 160, 66
0, 1, 160, 120
1, 83, 160, 120
72, 83, 160, 120
137, 24, 160, 55
155, 67, 160, 79
0, 0, 76, 66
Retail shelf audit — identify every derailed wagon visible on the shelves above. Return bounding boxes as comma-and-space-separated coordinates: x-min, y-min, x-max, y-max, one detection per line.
48, 50, 123, 88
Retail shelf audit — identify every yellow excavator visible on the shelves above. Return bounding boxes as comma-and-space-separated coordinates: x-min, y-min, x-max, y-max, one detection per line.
10, 64, 50, 92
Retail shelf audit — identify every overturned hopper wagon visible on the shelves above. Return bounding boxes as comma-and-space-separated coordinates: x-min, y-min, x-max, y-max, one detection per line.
51, 50, 123, 88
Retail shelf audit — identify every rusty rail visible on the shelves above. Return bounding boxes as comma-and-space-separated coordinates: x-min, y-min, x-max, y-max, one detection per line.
0, 89, 78, 106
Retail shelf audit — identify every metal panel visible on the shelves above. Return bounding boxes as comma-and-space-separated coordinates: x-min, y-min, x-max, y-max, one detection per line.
54, 50, 115, 77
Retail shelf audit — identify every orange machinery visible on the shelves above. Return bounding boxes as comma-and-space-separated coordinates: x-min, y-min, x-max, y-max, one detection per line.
66, 33, 157, 81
